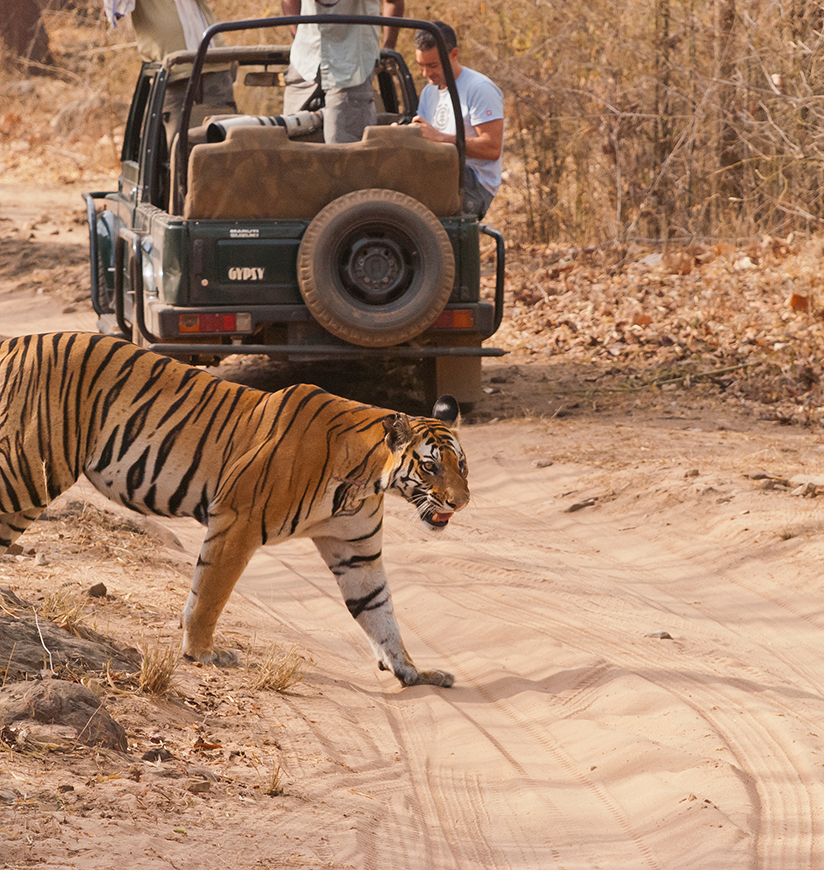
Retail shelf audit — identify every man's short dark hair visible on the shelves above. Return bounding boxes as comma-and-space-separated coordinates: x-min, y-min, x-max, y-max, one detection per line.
414, 21, 457, 53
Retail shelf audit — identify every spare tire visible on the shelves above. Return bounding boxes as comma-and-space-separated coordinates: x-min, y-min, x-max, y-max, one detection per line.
297, 189, 455, 348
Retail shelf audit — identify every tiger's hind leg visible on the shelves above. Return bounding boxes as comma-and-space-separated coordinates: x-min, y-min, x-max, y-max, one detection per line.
180, 510, 259, 666
0, 508, 43, 554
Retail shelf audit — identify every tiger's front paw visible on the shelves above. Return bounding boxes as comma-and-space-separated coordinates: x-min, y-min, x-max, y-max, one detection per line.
183, 648, 239, 667
416, 669, 455, 688
401, 668, 455, 688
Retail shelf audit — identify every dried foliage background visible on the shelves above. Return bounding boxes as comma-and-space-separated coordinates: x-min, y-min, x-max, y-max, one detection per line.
432, 0, 824, 245
7, 0, 824, 244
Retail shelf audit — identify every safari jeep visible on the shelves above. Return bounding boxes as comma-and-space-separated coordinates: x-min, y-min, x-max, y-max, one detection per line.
84, 16, 505, 406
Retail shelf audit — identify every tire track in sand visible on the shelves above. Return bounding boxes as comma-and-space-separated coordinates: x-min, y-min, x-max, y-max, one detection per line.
399, 487, 824, 870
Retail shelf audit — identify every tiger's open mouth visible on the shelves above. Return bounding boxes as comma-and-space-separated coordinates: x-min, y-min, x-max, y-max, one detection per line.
424, 509, 453, 528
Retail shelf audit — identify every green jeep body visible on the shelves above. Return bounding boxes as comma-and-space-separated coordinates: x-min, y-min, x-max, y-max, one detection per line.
84, 16, 505, 405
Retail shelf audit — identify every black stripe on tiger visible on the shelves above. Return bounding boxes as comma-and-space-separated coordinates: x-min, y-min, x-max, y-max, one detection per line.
126, 446, 151, 501
331, 551, 382, 577
345, 583, 387, 619
345, 517, 383, 543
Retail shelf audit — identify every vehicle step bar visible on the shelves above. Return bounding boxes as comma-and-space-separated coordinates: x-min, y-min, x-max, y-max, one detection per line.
144, 343, 506, 358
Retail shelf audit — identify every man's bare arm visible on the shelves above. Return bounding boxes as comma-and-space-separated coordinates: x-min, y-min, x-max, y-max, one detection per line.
381, 0, 404, 49
413, 116, 503, 161
282, 0, 300, 37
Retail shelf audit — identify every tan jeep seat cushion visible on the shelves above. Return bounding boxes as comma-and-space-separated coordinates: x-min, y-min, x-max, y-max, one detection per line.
183, 124, 460, 220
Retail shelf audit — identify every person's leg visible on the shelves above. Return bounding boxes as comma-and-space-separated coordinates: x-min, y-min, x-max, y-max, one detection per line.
200, 70, 237, 112
462, 166, 495, 219
283, 64, 322, 114
162, 79, 188, 150
323, 69, 376, 143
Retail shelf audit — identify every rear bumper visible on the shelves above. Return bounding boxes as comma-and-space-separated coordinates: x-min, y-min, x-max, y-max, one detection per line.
142, 343, 506, 359
101, 299, 505, 360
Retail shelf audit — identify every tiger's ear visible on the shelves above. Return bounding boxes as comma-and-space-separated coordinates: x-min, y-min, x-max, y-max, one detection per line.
383, 413, 414, 453
431, 395, 460, 428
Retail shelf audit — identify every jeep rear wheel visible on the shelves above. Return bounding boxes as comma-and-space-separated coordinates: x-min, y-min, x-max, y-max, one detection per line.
297, 189, 455, 348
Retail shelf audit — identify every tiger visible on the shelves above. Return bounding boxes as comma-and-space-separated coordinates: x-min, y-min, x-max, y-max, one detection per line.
0, 332, 469, 688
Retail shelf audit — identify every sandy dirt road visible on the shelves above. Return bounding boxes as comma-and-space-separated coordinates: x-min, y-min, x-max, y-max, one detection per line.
221, 419, 824, 870
3, 182, 824, 868
149, 412, 824, 870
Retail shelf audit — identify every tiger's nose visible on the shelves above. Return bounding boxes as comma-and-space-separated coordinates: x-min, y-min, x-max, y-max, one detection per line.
447, 498, 468, 512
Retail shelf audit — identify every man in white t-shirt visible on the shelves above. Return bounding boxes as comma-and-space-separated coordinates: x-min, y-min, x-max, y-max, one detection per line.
412, 21, 504, 219
281, 0, 404, 144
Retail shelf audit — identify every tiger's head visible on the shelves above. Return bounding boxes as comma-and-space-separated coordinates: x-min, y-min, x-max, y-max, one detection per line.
383, 396, 469, 530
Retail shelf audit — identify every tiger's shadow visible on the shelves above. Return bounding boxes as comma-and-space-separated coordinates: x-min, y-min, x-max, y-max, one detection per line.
209, 356, 431, 416
308, 663, 824, 708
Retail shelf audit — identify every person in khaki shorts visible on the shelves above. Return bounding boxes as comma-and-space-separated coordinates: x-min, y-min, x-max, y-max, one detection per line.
104, 0, 237, 144
280, 0, 404, 144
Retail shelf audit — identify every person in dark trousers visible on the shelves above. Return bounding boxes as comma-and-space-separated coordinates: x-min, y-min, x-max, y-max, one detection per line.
281, 0, 404, 143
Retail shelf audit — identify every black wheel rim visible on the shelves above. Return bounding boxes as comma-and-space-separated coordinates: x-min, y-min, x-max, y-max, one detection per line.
335, 223, 418, 306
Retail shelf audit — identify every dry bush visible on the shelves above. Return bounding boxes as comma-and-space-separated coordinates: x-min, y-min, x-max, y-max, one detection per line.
0, 0, 142, 181
427, 0, 824, 245
138, 641, 178, 696
5, 0, 822, 242
245, 644, 304, 693
38, 585, 88, 636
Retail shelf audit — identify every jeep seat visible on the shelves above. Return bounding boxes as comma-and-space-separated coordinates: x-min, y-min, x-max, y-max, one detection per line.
182, 125, 461, 220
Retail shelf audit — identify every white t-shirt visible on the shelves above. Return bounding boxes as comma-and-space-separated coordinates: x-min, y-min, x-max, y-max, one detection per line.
291, 0, 381, 90
417, 66, 504, 195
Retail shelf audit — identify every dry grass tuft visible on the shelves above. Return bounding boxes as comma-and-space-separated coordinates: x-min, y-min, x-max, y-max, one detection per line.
38, 586, 88, 637
245, 644, 304, 694
264, 757, 286, 797
0, 724, 52, 759
138, 641, 178, 696
50, 500, 156, 566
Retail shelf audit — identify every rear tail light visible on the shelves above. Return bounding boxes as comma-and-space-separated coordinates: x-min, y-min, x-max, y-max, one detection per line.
179, 313, 252, 334
432, 309, 474, 329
